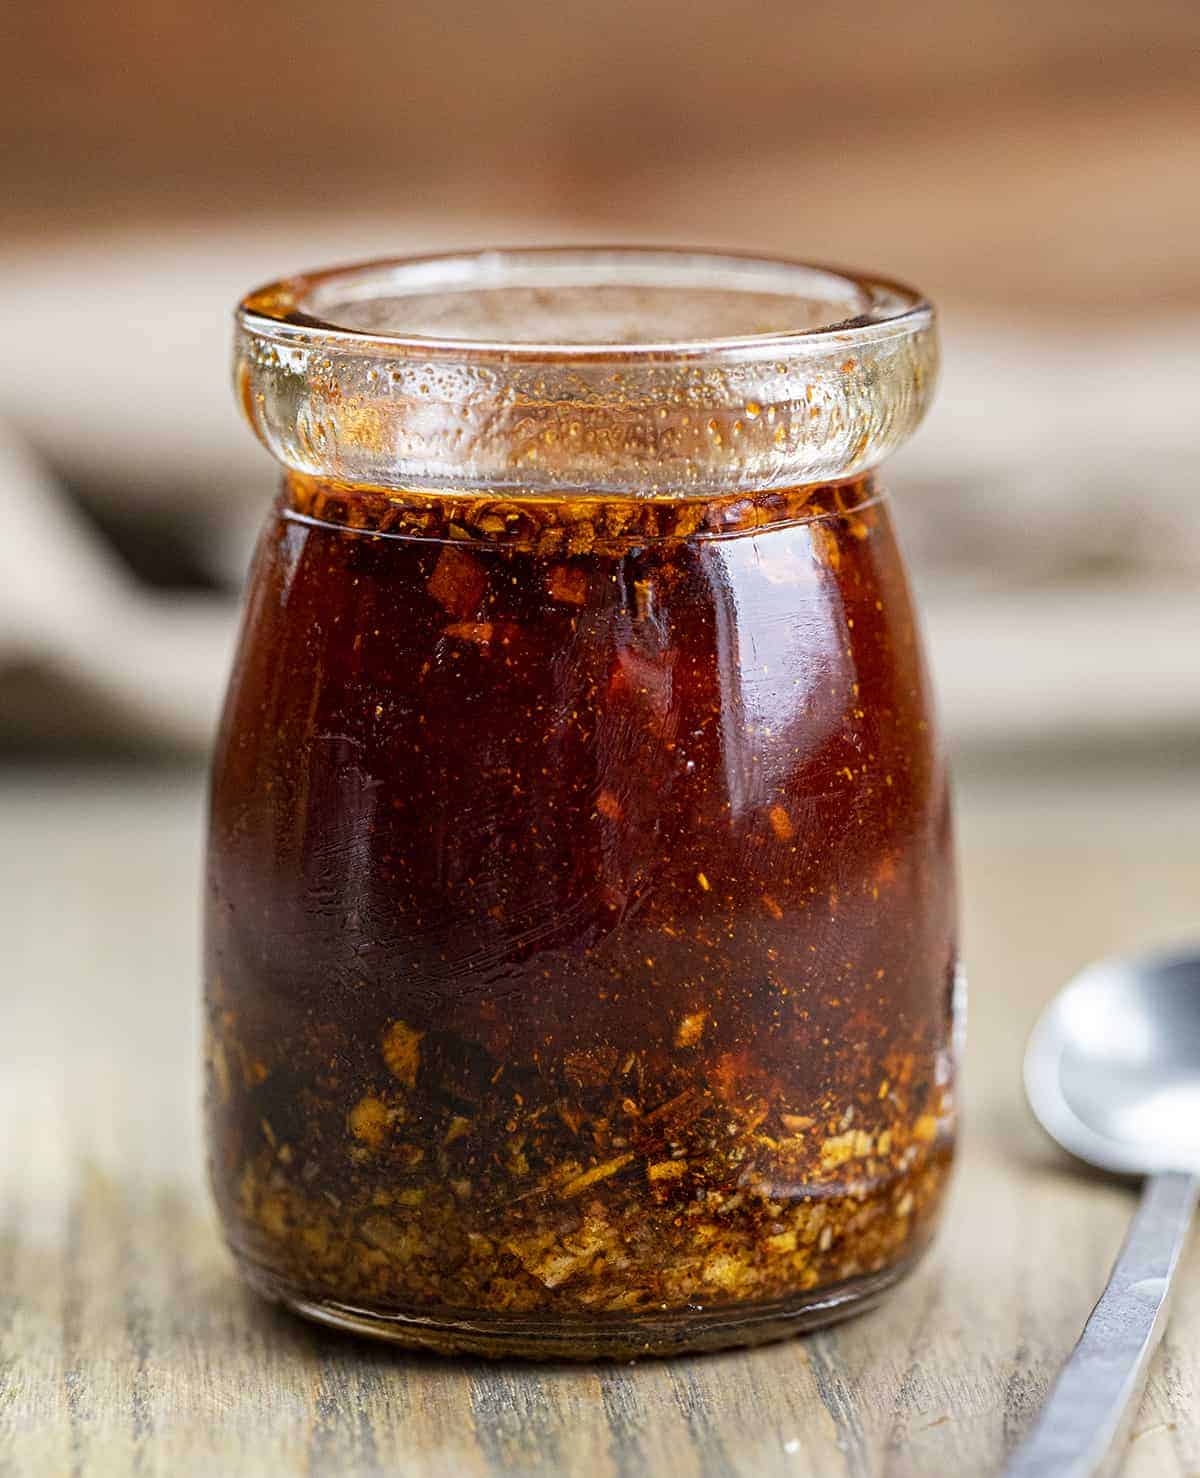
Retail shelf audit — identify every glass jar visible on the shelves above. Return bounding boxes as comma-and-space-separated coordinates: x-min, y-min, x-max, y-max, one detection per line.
206, 248, 959, 1358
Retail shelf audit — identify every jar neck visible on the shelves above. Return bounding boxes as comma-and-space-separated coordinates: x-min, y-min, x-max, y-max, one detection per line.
278, 470, 883, 551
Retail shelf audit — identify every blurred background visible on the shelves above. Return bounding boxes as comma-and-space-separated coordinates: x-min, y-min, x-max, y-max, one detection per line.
2, 0, 1198, 757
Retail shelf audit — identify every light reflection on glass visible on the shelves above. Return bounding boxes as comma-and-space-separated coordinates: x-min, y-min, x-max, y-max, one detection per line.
703, 522, 852, 825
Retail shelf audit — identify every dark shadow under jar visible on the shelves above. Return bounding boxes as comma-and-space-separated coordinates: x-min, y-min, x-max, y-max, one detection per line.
206, 248, 959, 1358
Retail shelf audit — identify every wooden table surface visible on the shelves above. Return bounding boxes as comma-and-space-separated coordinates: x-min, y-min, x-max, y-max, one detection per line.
3, 761, 1199, 1478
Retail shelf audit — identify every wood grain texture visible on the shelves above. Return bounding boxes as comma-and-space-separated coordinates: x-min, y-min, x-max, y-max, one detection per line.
2, 763, 1199, 1477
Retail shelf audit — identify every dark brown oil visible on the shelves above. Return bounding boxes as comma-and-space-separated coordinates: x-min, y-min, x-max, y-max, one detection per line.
204, 471, 957, 1355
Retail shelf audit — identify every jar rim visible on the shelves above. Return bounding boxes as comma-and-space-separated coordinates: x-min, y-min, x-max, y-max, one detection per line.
237, 246, 932, 363
234, 246, 938, 498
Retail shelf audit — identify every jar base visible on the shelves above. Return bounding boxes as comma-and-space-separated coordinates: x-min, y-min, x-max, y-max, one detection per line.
236, 1251, 926, 1360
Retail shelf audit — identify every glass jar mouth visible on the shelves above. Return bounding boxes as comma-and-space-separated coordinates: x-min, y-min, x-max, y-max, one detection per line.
234, 246, 938, 498
238, 246, 931, 362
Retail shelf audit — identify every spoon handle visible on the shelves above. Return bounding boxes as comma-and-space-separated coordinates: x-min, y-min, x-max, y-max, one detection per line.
1005, 1170, 1199, 1478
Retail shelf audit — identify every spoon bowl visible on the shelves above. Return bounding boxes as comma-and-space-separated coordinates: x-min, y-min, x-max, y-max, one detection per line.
1025, 950, 1200, 1178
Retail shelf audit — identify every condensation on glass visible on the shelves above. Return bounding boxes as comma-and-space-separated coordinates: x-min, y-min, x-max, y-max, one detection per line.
206, 248, 959, 1358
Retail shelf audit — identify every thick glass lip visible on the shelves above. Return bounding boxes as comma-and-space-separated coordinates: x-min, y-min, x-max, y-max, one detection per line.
234, 246, 939, 498
237, 246, 932, 363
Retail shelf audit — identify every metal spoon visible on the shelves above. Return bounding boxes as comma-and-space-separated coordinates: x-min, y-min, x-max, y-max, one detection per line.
1006, 949, 1200, 1478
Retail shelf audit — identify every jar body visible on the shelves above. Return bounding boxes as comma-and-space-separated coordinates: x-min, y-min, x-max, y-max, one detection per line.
205, 472, 958, 1358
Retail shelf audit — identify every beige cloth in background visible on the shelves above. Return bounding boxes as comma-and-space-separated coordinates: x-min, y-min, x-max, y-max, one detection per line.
0, 421, 234, 749
2, 226, 1197, 754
